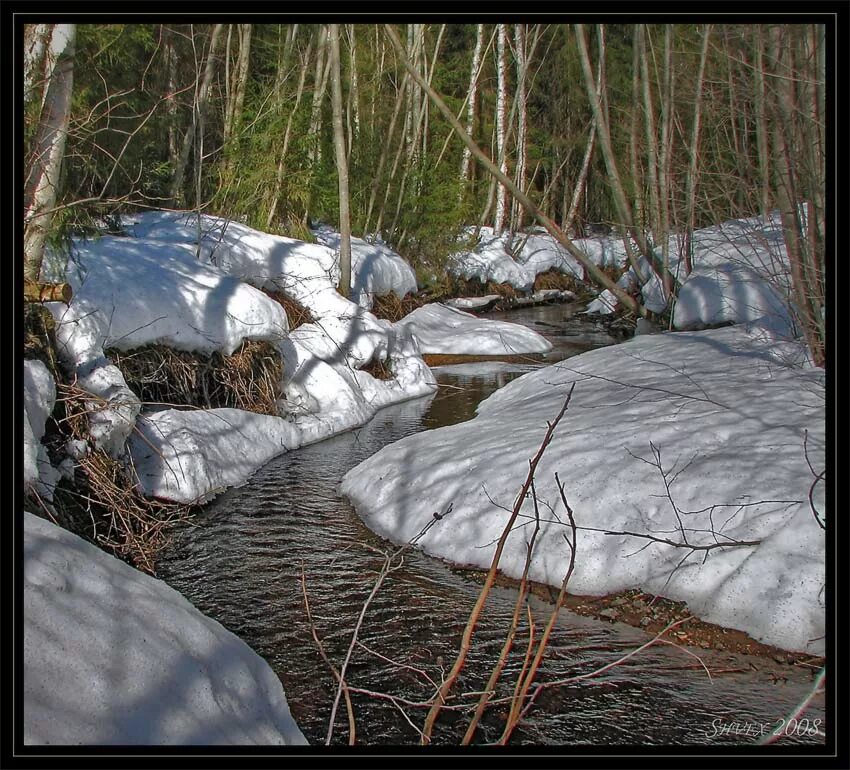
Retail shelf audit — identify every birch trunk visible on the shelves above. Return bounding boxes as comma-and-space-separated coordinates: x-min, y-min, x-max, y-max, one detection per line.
493, 24, 509, 235
329, 25, 352, 298
511, 24, 528, 234
24, 24, 76, 282
460, 24, 485, 184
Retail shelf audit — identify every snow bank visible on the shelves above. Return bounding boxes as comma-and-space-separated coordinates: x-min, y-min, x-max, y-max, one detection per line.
584, 212, 797, 334
50, 235, 289, 365
342, 325, 825, 654
396, 303, 552, 356
24, 511, 307, 745
449, 226, 630, 291
128, 409, 302, 504
23, 360, 60, 500
312, 225, 418, 308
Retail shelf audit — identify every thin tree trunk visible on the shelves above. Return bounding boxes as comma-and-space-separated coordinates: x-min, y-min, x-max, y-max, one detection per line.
576, 24, 671, 293
657, 24, 674, 299
682, 24, 712, 275
224, 24, 252, 145
24, 24, 76, 282
307, 26, 331, 167
266, 34, 314, 230
638, 24, 661, 251
511, 24, 528, 234
346, 24, 360, 160
753, 26, 771, 216
460, 24, 485, 185
493, 24, 509, 234
330, 25, 352, 298
363, 74, 408, 235
170, 23, 224, 206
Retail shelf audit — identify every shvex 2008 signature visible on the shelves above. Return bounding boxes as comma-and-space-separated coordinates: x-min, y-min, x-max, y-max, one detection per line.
705, 717, 823, 739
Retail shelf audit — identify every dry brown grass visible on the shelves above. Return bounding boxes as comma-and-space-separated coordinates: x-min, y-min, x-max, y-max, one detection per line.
370, 292, 427, 323
360, 356, 394, 380
107, 339, 283, 416
261, 288, 316, 329
532, 270, 579, 292
49, 381, 193, 574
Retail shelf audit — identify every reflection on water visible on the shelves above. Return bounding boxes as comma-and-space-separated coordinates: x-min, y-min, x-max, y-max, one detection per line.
156, 307, 825, 747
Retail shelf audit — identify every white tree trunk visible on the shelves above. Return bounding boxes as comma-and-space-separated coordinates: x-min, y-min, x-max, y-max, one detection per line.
24, 24, 76, 282
493, 24, 508, 235
511, 24, 528, 233
329, 25, 352, 298
460, 24, 485, 184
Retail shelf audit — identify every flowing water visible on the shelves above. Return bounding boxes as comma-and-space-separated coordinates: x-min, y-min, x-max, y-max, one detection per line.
156, 303, 825, 747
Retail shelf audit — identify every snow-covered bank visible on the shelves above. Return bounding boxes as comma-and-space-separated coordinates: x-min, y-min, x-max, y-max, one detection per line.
341, 324, 825, 654
24, 512, 308, 745
34, 210, 551, 506
396, 303, 552, 356
452, 214, 801, 343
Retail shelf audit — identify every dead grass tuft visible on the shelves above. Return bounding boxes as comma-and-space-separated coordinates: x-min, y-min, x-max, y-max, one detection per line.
261, 288, 316, 329
532, 270, 579, 292
107, 340, 283, 416
47, 381, 194, 574
370, 292, 427, 322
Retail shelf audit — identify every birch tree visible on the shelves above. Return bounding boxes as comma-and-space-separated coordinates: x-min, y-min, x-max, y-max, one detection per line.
493, 23, 509, 234
329, 24, 352, 298
460, 24, 485, 184
24, 23, 76, 282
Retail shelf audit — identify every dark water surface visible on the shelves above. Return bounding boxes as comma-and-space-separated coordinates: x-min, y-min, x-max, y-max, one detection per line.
156, 304, 825, 747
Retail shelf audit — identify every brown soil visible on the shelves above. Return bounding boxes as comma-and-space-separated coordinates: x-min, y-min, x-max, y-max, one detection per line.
422, 352, 547, 367
458, 567, 825, 671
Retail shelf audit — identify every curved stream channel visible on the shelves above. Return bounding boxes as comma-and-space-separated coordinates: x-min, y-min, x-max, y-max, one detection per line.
157, 303, 825, 747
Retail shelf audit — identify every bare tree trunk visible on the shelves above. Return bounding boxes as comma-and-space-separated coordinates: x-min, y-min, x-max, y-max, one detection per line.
363, 74, 408, 235
629, 26, 644, 231
638, 25, 661, 251
460, 24, 485, 185
307, 26, 331, 167
223, 24, 252, 145
511, 24, 528, 234
575, 24, 664, 289
658, 24, 674, 299
565, 33, 604, 236
384, 24, 648, 317
170, 23, 224, 206
346, 24, 361, 161
493, 24, 509, 235
24, 24, 76, 282
330, 25, 352, 298
682, 24, 712, 275
753, 26, 771, 216
266, 33, 313, 231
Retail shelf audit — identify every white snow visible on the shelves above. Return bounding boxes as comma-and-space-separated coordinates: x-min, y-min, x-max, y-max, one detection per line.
23, 511, 308, 745
396, 303, 552, 356
39, 210, 547, 505
449, 226, 630, 290
312, 225, 419, 308
23, 360, 59, 501
342, 324, 825, 654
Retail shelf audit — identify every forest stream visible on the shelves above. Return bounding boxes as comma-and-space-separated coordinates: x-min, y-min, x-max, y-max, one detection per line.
156, 302, 825, 747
